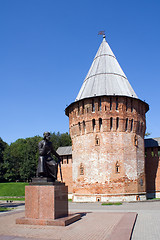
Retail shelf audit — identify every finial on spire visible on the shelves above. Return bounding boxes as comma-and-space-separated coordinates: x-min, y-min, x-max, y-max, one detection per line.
98, 31, 106, 39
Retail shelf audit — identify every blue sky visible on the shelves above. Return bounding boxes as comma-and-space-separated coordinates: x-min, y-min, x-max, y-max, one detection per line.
0, 0, 160, 144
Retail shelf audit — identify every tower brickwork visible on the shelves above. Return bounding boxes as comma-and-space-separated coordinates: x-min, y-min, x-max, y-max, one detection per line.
65, 36, 149, 202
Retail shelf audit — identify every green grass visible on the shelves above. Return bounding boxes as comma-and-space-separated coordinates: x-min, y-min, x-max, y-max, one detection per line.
0, 197, 25, 201
0, 182, 28, 197
68, 199, 72, 202
101, 202, 122, 206
0, 207, 14, 212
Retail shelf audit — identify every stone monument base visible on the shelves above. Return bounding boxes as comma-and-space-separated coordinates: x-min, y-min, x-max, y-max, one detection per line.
16, 213, 81, 226
16, 179, 81, 226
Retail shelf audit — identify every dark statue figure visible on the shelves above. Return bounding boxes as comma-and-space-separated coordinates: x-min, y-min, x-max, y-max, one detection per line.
37, 132, 62, 181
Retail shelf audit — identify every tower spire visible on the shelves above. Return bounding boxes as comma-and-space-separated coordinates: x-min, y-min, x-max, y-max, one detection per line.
76, 34, 138, 101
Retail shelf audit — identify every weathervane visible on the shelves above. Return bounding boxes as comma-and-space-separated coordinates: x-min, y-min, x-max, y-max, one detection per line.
98, 31, 106, 38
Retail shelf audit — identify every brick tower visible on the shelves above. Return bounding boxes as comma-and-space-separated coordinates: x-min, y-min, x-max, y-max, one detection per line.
65, 35, 149, 202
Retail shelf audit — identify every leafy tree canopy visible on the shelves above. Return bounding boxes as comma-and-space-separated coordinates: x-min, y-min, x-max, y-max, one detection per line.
0, 138, 7, 181
145, 132, 151, 138
3, 136, 42, 182
50, 132, 71, 149
0, 138, 7, 163
1, 132, 71, 182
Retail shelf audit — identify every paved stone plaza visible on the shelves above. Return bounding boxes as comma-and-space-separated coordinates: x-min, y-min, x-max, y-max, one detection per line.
70, 201, 160, 240
0, 201, 160, 240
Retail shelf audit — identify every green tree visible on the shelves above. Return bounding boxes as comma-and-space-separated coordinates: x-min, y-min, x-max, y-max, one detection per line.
50, 132, 61, 150
50, 132, 71, 149
3, 136, 42, 182
145, 132, 151, 137
19, 136, 42, 181
59, 132, 72, 147
3, 141, 22, 181
0, 138, 7, 181
0, 138, 7, 162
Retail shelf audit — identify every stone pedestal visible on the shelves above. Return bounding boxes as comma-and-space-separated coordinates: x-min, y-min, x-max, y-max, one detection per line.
16, 179, 80, 226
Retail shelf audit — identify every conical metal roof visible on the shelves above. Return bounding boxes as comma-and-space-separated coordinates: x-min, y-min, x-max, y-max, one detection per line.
76, 36, 138, 101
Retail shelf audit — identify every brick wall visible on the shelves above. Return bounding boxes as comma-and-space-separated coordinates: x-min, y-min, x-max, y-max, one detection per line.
57, 155, 73, 193
145, 147, 160, 197
65, 96, 148, 199
57, 145, 160, 199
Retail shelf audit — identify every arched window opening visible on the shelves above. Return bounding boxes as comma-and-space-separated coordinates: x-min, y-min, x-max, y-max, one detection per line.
116, 97, 118, 110
115, 162, 120, 173
99, 118, 102, 131
98, 98, 102, 111
116, 117, 119, 130
140, 179, 143, 186
92, 119, 96, 131
78, 122, 81, 134
110, 97, 112, 110
92, 100, 95, 112
134, 135, 138, 147
95, 135, 100, 146
110, 117, 113, 130
131, 119, 133, 132
96, 197, 101, 202
125, 118, 128, 131
83, 120, 86, 133
80, 163, 84, 175
105, 105, 107, 111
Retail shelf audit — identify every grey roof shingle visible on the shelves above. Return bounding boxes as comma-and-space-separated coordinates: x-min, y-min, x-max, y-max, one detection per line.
56, 146, 72, 156
145, 138, 160, 148
76, 36, 138, 101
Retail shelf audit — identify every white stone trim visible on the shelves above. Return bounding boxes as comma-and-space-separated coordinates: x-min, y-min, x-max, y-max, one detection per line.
73, 192, 146, 202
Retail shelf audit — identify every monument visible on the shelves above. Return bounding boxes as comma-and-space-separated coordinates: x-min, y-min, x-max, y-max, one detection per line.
36, 132, 62, 181
16, 132, 80, 226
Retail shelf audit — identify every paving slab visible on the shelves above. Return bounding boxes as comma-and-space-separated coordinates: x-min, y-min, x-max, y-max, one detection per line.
0, 210, 136, 240
0, 237, 54, 240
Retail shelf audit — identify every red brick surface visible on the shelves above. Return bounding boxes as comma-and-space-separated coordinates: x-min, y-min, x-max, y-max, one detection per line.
145, 147, 160, 195
57, 162, 73, 193
65, 96, 148, 198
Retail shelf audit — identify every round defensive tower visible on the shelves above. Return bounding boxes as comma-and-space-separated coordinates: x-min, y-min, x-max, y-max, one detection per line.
65, 35, 149, 202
